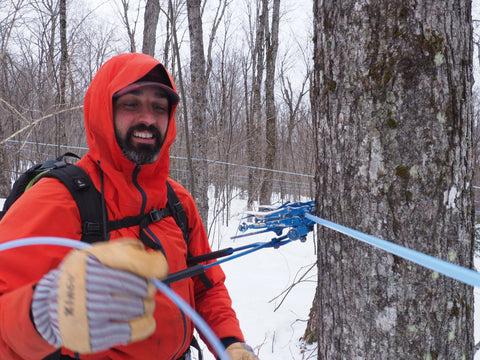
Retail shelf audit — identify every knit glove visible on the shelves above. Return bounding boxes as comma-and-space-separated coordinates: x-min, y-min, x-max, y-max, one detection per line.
31, 240, 168, 354
226, 342, 259, 360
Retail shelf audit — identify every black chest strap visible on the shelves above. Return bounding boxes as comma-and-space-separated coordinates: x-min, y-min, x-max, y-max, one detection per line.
42, 165, 105, 244
44, 165, 211, 288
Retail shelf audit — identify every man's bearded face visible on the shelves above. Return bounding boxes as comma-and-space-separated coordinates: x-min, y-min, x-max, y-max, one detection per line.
113, 86, 170, 165
115, 123, 163, 164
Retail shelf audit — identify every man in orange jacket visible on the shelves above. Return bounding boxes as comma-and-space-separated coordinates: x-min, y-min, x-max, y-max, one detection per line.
0, 53, 258, 360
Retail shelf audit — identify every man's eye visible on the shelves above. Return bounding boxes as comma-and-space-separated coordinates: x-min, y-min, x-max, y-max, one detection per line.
123, 102, 138, 109
154, 105, 168, 113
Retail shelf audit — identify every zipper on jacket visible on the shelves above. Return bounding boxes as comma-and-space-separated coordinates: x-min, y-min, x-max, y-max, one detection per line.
171, 307, 189, 360
132, 165, 147, 214
132, 165, 166, 252
131, 165, 188, 359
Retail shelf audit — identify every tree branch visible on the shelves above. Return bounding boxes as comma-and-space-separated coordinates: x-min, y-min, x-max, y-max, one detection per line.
268, 262, 317, 311
0, 104, 83, 145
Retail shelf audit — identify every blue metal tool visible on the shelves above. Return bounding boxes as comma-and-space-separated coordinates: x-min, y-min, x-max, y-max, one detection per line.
233, 201, 316, 242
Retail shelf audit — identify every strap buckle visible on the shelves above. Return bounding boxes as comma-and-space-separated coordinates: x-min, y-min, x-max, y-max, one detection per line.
83, 221, 102, 236
149, 208, 169, 223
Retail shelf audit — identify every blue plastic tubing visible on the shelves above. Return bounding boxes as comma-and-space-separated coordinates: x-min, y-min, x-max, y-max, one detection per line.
306, 213, 480, 288
0, 237, 231, 360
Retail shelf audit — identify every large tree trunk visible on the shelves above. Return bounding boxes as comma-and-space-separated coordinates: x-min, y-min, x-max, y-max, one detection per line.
311, 0, 474, 359
186, 0, 209, 225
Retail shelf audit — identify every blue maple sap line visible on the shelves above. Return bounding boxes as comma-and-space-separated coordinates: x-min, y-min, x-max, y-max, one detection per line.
226, 200, 480, 288
305, 212, 480, 287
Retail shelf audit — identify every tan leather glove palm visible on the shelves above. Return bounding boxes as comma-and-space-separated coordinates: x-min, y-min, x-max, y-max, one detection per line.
226, 342, 259, 360
32, 240, 168, 354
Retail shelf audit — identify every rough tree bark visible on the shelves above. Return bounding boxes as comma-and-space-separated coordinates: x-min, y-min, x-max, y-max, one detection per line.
259, 0, 280, 206
186, 0, 209, 225
56, 0, 67, 156
142, 0, 160, 56
247, 0, 267, 209
309, 0, 475, 359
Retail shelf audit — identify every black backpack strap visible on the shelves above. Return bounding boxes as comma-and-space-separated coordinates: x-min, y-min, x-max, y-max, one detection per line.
166, 181, 190, 245
190, 335, 203, 360
42, 350, 77, 359
166, 181, 213, 289
43, 165, 106, 244
36, 169, 212, 288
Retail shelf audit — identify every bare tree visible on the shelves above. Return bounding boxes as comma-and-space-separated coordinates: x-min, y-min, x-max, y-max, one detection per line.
186, 0, 209, 224
142, 0, 160, 56
0, 0, 25, 66
259, 0, 280, 205
309, 0, 474, 358
0, 0, 26, 196
117, 0, 141, 53
162, 0, 173, 67
0, 0, 118, 181
279, 65, 309, 174
168, 0, 196, 198
246, 0, 266, 208
56, 0, 68, 155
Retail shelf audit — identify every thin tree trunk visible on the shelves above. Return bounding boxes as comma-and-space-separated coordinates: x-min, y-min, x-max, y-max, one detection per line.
163, 0, 171, 67
142, 0, 160, 56
56, 0, 67, 155
248, 0, 267, 209
259, 0, 280, 205
311, 0, 474, 359
168, 0, 194, 198
120, 0, 137, 53
186, 0, 209, 225
0, 120, 9, 197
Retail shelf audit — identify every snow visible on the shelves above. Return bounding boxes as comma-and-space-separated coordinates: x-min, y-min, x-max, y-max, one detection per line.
2, 190, 480, 359
200, 192, 317, 359
0, 195, 317, 359
475, 257, 480, 360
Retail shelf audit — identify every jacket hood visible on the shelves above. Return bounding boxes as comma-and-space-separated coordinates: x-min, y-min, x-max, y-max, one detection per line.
83, 53, 178, 179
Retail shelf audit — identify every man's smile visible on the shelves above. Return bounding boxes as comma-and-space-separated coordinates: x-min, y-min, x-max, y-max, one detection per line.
133, 130, 155, 142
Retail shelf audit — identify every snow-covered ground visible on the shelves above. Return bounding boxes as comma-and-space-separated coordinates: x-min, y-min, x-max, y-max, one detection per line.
0, 192, 318, 360
202, 192, 317, 359
474, 254, 480, 360
3, 189, 480, 359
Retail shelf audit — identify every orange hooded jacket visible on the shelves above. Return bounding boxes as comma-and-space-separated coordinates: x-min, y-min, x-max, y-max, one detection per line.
0, 53, 244, 359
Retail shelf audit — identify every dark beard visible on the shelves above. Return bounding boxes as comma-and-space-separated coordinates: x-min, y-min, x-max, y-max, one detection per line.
115, 123, 163, 164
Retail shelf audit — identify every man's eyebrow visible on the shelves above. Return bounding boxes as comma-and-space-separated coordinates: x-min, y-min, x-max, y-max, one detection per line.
153, 90, 168, 99
122, 89, 142, 96
117, 88, 168, 99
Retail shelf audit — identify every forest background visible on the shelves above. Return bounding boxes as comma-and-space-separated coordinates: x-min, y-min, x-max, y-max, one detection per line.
2, 0, 480, 359
0, 0, 315, 228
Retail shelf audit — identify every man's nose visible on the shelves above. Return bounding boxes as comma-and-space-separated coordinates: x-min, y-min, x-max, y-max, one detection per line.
138, 108, 156, 126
